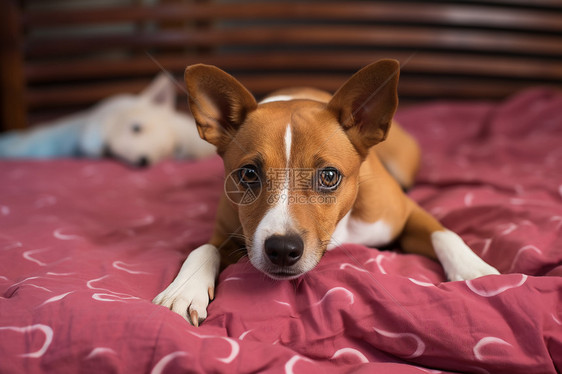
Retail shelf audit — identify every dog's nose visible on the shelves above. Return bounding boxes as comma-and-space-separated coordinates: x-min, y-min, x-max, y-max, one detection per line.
137, 156, 149, 168
264, 234, 304, 267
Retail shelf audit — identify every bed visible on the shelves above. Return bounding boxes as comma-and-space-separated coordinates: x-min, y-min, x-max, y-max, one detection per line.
1, 1, 562, 373
1, 87, 561, 373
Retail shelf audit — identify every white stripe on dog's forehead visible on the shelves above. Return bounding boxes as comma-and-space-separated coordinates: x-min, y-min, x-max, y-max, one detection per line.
284, 124, 292, 166
251, 125, 294, 268
253, 124, 292, 241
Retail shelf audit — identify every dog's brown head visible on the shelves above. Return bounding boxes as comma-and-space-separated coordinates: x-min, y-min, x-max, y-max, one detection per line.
185, 60, 399, 279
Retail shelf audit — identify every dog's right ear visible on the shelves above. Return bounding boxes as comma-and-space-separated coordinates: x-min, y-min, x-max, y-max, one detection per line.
185, 64, 257, 151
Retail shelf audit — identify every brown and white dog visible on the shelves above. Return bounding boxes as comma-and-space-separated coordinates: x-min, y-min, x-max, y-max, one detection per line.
153, 60, 499, 326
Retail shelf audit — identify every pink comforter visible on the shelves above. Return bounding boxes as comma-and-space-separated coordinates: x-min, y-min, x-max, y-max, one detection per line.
1, 89, 561, 373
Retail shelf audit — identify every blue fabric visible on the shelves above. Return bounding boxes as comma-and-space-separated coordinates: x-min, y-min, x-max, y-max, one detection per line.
0, 120, 86, 158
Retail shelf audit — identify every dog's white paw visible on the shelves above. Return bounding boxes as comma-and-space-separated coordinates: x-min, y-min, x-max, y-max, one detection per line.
432, 230, 500, 281
153, 244, 220, 326
445, 258, 500, 281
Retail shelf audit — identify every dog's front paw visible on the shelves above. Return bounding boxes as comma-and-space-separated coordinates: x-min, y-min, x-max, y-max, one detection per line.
153, 278, 214, 326
445, 258, 500, 281
432, 230, 500, 281
153, 244, 220, 326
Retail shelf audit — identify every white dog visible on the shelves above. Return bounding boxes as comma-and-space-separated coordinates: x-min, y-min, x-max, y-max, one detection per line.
0, 74, 215, 166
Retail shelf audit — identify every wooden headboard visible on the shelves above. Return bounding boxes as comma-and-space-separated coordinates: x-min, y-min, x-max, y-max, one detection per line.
1, 0, 561, 131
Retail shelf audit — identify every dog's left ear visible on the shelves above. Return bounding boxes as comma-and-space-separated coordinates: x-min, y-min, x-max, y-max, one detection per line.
328, 59, 400, 156
140, 73, 176, 108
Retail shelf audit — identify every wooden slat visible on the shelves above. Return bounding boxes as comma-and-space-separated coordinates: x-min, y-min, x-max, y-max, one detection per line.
24, 26, 562, 59
24, 51, 562, 83
25, 73, 559, 109
240, 75, 559, 100
26, 80, 151, 108
22, 2, 562, 33
402, 54, 562, 80
398, 77, 551, 100
0, 0, 27, 130
461, 0, 562, 9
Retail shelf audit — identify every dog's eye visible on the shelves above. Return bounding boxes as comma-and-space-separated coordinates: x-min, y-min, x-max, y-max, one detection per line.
238, 165, 260, 187
317, 167, 342, 191
131, 123, 143, 134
